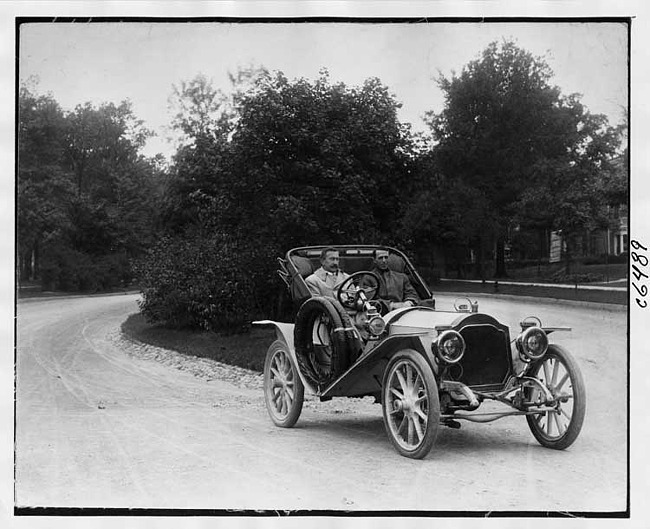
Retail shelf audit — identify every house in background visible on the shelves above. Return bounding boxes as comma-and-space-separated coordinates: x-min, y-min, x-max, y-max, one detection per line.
588, 204, 628, 256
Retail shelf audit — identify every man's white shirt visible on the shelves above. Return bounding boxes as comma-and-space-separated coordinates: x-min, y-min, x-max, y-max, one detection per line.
304, 267, 350, 298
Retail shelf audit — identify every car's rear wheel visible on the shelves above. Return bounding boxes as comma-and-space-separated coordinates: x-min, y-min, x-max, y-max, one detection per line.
263, 340, 304, 428
525, 344, 586, 450
382, 350, 440, 459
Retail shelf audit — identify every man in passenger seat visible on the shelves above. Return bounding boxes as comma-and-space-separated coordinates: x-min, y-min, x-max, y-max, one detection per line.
370, 248, 419, 310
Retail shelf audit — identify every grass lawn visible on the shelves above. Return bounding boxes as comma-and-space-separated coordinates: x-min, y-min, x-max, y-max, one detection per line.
122, 313, 275, 373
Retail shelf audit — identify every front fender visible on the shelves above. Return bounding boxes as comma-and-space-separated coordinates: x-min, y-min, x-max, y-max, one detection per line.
252, 320, 318, 395
321, 332, 436, 398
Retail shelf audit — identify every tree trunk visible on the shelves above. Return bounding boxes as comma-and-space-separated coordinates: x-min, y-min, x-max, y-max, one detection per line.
536, 229, 546, 277
18, 252, 24, 282
564, 235, 573, 274
19, 245, 37, 282
475, 236, 485, 280
33, 239, 40, 281
494, 237, 508, 278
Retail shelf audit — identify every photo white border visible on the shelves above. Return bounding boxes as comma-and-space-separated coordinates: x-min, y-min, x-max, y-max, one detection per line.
2, 1, 647, 528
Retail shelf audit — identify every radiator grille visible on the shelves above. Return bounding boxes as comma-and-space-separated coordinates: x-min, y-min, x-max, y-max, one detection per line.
457, 324, 511, 387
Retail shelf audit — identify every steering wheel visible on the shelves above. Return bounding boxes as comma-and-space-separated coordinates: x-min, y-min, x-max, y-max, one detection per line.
336, 271, 380, 310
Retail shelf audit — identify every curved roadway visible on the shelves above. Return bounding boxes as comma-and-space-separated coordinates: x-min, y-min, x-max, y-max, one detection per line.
15, 293, 627, 512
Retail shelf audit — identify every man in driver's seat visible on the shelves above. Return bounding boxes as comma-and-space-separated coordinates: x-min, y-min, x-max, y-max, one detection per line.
305, 247, 350, 298
370, 248, 419, 310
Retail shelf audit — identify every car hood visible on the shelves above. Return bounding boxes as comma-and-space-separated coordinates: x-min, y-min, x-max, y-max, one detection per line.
386, 307, 472, 337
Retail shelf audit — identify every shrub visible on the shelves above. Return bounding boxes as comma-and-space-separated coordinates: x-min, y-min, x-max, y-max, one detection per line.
135, 232, 268, 333
418, 266, 441, 285
507, 258, 548, 270
548, 269, 605, 284
581, 253, 628, 266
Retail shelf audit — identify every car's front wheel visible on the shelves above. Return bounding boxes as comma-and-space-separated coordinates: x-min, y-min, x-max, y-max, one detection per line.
263, 340, 304, 428
382, 350, 440, 459
525, 344, 586, 450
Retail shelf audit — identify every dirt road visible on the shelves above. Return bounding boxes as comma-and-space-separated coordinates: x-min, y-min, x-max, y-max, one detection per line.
15, 293, 627, 512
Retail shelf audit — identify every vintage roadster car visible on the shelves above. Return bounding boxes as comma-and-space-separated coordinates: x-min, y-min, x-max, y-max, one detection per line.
254, 245, 586, 459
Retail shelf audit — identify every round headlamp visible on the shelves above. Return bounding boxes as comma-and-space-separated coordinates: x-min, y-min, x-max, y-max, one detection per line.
367, 315, 386, 336
517, 326, 549, 361
435, 330, 466, 364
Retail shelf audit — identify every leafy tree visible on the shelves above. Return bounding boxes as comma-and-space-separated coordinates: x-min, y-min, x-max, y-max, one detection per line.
161, 69, 270, 232
227, 70, 413, 245
140, 69, 415, 331
65, 100, 152, 197
168, 73, 230, 143
167, 66, 269, 148
221, 70, 414, 316
598, 120, 628, 208
18, 83, 162, 290
427, 39, 623, 276
62, 100, 160, 259
17, 85, 73, 281
399, 151, 495, 277
159, 135, 233, 233
515, 100, 624, 270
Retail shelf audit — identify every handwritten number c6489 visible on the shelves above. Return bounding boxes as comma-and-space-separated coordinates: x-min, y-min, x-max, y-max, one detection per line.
631, 252, 649, 267
631, 241, 647, 309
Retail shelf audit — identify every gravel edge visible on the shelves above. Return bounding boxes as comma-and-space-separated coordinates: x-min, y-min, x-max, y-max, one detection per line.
113, 328, 264, 391
112, 328, 378, 414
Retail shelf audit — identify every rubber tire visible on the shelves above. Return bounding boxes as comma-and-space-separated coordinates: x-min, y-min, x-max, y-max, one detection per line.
525, 344, 586, 450
294, 296, 356, 388
381, 350, 440, 459
263, 340, 304, 428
